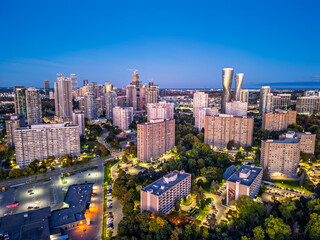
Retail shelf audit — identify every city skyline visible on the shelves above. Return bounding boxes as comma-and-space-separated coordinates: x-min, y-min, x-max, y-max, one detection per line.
0, 1, 319, 89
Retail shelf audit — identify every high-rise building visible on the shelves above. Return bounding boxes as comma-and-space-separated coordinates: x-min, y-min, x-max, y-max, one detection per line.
54, 76, 73, 121
204, 114, 254, 148
239, 89, 249, 103
193, 92, 208, 117
49, 91, 54, 100
147, 102, 174, 122
149, 81, 154, 88
226, 165, 262, 205
262, 109, 296, 131
14, 86, 27, 118
96, 98, 104, 118
225, 101, 248, 117
221, 68, 234, 113
272, 94, 291, 110
145, 88, 158, 105
112, 107, 134, 131
105, 91, 117, 120
126, 85, 137, 111
280, 131, 316, 155
234, 73, 244, 101
72, 111, 85, 136
194, 107, 218, 132
14, 123, 80, 167
259, 86, 273, 114
140, 170, 191, 213
117, 96, 127, 107
137, 119, 175, 162
70, 74, 77, 92
83, 79, 88, 86
296, 96, 320, 114
5, 115, 25, 146
121, 86, 126, 96
84, 92, 97, 120
105, 81, 112, 92
44, 80, 50, 98
304, 90, 318, 97
261, 138, 300, 178
26, 88, 42, 125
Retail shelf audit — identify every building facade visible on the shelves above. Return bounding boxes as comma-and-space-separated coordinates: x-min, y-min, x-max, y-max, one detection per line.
70, 74, 78, 92
44, 80, 50, 98
147, 102, 174, 122
137, 119, 175, 162
126, 84, 137, 111
105, 90, 117, 120
221, 68, 233, 113
72, 111, 85, 136
26, 87, 42, 125
14, 123, 80, 167
84, 92, 97, 120
239, 89, 249, 103
234, 73, 244, 101
140, 170, 191, 213
5, 115, 25, 146
296, 96, 320, 114
262, 110, 296, 131
112, 107, 134, 131
272, 94, 291, 110
225, 101, 248, 117
14, 86, 27, 118
261, 138, 300, 178
54, 75, 73, 121
194, 107, 218, 132
193, 92, 208, 117
226, 165, 262, 205
280, 131, 316, 155
259, 86, 273, 114
204, 114, 254, 148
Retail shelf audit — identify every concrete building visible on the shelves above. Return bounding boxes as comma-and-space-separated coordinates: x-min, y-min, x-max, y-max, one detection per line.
262, 110, 296, 131
296, 96, 320, 114
239, 89, 249, 103
54, 75, 73, 121
44, 80, 50, 98
84, 92, 97, 120
259, 86, 273, 114
5, 114, 25, 146
221, 68, 233, 113
145, 87, 158, 105
49, 91, 54, 100
140, 170, 191, 213
83, 79, 88, 86
272, 94, 291, 110
226, 165, 262, 205
280, 131, 316, 155
304, 90, 318, 97
70, 74, 78, 92
234, 73, 244, 101
225, 101, 248, 117
117, 96, 127, 107
113, 106, 134, 131
193, 92, 208, 117
194, 107, 218, 132
26, 87, 42, 125
137, 119, 175, 162
72, 111, 85, 136
261, 138, 300, 178
147, 102, 174, 122
126, 84, 137, 111
14, 86, 27, 118
14, 123, 80, 167
204, 114, 254, 149
105, 89, 117, 120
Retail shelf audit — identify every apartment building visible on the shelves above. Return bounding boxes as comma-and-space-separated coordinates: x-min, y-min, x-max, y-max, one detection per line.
14, 123, 80, 167
296, 96, 320, 114
204, 114, 254, 148
193, 92, 208, 117
225, 101, 248, 117
5, 115, 25, 146
262, 110, 296, 131
261, 138, 300, 178
113, 106, 134, 131
272, 94, 291, 110
147, 102, 174, 122
140, 170, 191, 213
280, 131, 316, 154
226, 165, 262, 205
72, 111, 85, 136
137, 119, 175, 162
194, 107, 218, 132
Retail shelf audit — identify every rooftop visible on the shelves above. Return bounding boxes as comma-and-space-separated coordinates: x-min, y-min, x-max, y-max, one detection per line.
17, 123, 78, 130
0, 207, 51, 240
264, 138, 300, 143
227, 165, 262, 186
141, 170, 190, 196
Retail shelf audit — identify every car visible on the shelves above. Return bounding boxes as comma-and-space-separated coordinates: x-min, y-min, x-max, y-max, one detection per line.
29, 192, 34, 195
34, 206, 39, 209
35, 201, 40, 204
107, 227, 113, 231
27, 190, 33, 193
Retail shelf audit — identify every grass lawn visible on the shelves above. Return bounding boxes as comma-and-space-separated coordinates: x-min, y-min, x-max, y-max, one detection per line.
182, 196, 194, 206
195, 205, 210, 222
271, 180, 312, 195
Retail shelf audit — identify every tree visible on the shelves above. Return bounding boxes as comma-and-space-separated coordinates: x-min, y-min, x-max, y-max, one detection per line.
206, 214, 216, 229
306, 213, 320, 240
196, 186, 205, 205
9, 168, 22, 178
253, 226, 265, 240
210, 180, 219, 193
307, 198, 320, 214
227, 140, 235, 150
122, 155, 128, 163
107, 230, 113, 238
122, 198, 134, 217
279, 198, 297, 223
264, 215, 291, 240
174, 197, 181, 211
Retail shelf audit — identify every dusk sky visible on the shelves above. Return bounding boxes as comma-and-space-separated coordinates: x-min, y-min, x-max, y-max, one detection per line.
0, 0, 319, 89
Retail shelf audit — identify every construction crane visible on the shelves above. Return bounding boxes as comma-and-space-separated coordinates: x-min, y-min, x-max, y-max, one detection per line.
127, 69, 138, 74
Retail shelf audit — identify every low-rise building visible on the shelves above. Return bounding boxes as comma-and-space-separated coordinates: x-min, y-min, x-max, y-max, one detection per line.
140, 170, 191, 213
226, 165, 262, 205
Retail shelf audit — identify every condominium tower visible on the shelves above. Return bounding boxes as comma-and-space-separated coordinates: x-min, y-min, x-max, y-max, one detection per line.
84, 92, 97, 120
26, 87, 42, 125
194, 107, 218, 132
126, 85, 137, 111
259, 86, 273, 114
147, 102, 174, 122
70, 74, 78, 92
54, 75, 73, 121
221, 68, 233, 113
14, 123, 80, 167
193, 92, 208, 117
5, 115, 25, 146
14, 86, 27, 118
296, 96, 320, 114
234, 73, 244, 101
113, 107, 134, 131
137, 119, 175, 162
72, 111, 85, 136
280, 131, 316, 155
44, 80, 50, 98
225, 101, 248, 117
105, 82, 117, 120
262, 110, 296, 131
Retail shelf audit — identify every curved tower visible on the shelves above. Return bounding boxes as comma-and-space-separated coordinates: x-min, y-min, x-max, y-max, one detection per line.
234, 73, 244, 101
221, 68, 233, 113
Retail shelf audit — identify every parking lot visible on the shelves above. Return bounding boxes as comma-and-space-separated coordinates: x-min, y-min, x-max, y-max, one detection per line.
262, 183, 308, 202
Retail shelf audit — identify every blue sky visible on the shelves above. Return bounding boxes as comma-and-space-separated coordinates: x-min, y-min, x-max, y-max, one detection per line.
0, 0, 319, 89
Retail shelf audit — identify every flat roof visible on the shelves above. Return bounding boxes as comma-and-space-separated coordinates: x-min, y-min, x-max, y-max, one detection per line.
227, 165, 262, 186
141, 170, 190, 196
49, 184, 93, 229
0, 207, 51, 240
264, 138, 300, 143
